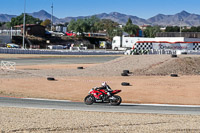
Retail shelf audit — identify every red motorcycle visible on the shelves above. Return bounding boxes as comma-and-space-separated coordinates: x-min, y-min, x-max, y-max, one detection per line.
84, 88, 122, 106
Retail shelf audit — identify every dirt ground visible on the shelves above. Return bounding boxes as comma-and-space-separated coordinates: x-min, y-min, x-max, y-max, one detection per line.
1, 107, 200, 133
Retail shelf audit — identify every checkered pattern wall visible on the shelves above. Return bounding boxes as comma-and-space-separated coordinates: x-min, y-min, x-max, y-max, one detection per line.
134, 43, 153, 50
193, 43, 200, 50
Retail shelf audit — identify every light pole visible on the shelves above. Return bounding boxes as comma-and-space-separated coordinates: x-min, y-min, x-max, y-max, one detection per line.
51, 2, 53, 31
22, 0, 26, 49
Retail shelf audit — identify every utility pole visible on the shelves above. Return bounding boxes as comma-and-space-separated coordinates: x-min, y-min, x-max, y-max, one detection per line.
23, 0, 26, 49
10, 27, 12, 40
180, 19, 183, 37
51, 2, 53, 31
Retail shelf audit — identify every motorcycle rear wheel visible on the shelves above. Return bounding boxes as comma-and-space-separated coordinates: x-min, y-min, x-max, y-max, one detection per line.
84, 95, 95, 105
110, 95, 122, 106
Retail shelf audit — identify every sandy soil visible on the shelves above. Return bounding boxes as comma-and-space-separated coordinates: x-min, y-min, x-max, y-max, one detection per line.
1, 107, 200, 133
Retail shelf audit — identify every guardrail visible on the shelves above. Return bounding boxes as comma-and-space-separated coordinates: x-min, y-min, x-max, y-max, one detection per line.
1, 61, 16, 71
0, 48, 123, 55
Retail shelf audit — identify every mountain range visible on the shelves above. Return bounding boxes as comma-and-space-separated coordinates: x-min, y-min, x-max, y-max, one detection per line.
0, 10, 200, 26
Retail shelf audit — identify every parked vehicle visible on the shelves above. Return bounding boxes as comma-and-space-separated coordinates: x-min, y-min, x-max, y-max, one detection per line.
112, 36, 200, 51
66, 32, 76, 36
99, 41, 111, 49
47, 45, 64, 49
49, 31, 65, 36
84, 88, 122, 106
7, 43, 20, 48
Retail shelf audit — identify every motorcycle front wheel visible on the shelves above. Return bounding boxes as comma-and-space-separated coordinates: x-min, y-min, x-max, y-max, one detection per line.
110, 95, 122, 106
84, 95, 95, 105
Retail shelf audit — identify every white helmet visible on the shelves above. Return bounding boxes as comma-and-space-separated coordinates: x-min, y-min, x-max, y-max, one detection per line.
101, 82, 107, 87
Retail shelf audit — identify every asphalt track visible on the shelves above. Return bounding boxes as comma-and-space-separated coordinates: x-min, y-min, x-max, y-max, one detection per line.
2, 56, 120, 65
0, 97, 200, 115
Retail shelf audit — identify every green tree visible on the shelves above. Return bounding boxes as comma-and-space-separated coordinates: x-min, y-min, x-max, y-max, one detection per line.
165, 26, 180, 32
196, 26, 200, 32
191, 26, 197, 32
107, 27, 123, 39
144, 26, 161, 37
10, 14, 42, 27
41, 19, 51, 27
87, 16, 100, 32
165, 26, 173, 32
99, 19, 121, 40
75, 19, 84, 33
67, 16, 120, 39
68, 16, 100, 33
68, 19, 77, 32
6, 22, 11, 28
123, 18, 140, 35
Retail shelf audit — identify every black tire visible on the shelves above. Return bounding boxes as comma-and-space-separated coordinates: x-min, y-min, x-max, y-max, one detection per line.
171, 54, 177, 58
123, 70, 129, 74
84, 95, 95, 105
181, 52, 187, 55
121, 73, 128, 76
114, 47, 118, 51
77, 67, 84, 69
110, 95, 122, 106
171, 74, 178, 77
121, 82, 130, 86
47, 77, 55, 81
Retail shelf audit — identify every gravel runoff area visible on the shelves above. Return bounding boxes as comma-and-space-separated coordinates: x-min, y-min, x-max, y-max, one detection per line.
0, 55, 173, 78
1, 107, 200, 133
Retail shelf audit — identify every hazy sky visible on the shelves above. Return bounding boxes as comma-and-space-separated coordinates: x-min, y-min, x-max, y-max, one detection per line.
1, 0, 200, 18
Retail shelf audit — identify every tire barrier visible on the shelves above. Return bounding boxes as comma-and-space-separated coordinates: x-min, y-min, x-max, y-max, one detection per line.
181, 52, 187, 55
77, 67, 84, 69
47, 77, 56, 81
171, 54, 177, 58
170, 74, 178, 77
123, 70, 130, 74
121, 82, 130, 86
121, 73, 128, 76
0, 48, 123, 55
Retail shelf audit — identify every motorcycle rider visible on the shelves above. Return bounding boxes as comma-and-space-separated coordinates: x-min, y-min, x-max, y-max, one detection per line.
97, 82, 113, 97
